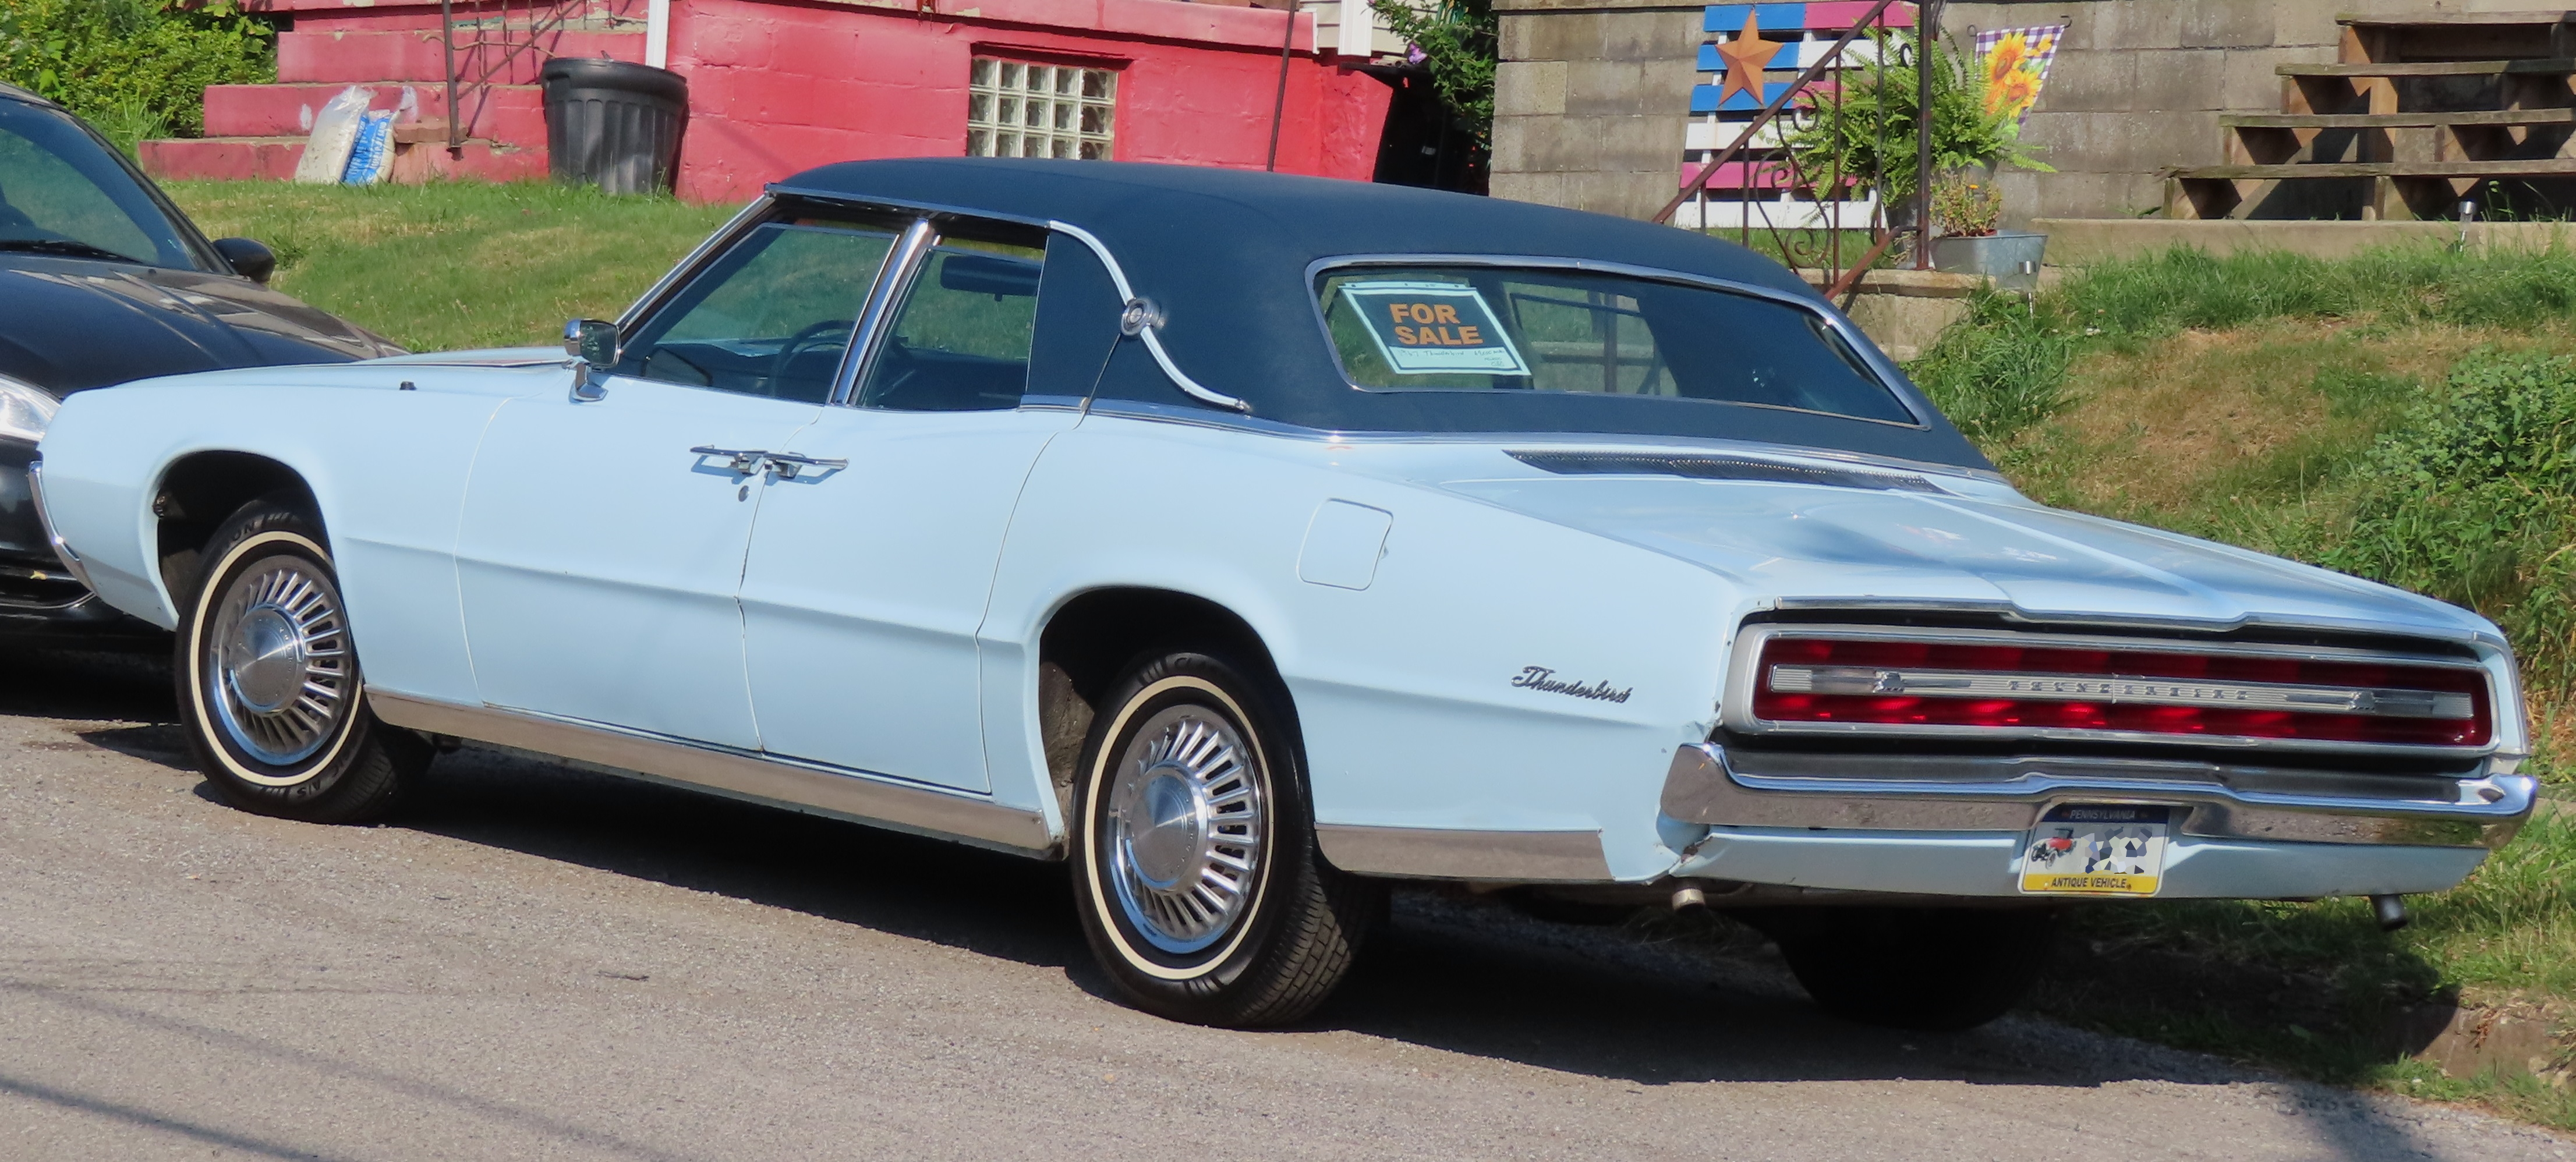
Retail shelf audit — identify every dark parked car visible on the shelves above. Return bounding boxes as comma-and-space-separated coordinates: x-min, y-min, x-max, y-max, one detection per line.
0, 83, 402, 642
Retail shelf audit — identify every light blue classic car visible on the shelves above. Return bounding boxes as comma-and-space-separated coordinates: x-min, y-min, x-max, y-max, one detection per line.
30, 160, 2533, 1030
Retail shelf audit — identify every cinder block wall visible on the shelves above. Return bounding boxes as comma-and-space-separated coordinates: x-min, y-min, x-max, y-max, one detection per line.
1493, 0, 2551, 226
1490, 0, 1704, 220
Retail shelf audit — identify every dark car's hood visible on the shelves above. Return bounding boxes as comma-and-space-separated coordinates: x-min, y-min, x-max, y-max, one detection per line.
0, 255, 402, 394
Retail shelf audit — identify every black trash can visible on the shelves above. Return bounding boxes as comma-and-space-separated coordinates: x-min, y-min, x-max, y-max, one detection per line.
542, 58, 688, 195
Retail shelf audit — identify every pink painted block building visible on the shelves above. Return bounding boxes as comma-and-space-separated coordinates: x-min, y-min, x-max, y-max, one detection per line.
147, 0, 1414, 202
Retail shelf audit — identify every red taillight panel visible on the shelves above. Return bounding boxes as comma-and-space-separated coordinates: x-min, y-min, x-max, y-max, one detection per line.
1749, 635, 2493, 748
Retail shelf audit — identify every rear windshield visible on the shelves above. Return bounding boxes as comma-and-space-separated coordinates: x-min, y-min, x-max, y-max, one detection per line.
1316, 266, 1916, 426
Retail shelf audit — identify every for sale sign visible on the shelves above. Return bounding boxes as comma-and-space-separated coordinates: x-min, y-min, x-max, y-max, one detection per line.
1337, 281, 1531, 377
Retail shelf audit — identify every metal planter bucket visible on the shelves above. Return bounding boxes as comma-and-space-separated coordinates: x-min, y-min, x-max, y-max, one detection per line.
1931, 231, 2047, 293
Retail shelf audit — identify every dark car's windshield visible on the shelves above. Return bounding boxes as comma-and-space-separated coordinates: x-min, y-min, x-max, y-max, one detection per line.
1317, 265, 1916, 426
0, 99, 207, 270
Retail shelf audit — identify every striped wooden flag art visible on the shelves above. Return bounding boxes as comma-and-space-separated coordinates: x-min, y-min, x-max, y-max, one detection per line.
1678, 1, 1915, 231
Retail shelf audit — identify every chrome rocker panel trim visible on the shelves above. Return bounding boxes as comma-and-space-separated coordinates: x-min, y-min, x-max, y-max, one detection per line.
1662, 742, 2535, 850
369, 692, 1055, 858
1314, 823, 1613, 883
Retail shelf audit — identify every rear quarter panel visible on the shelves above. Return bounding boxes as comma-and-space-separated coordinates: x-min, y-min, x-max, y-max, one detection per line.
983, 417, 1739, 881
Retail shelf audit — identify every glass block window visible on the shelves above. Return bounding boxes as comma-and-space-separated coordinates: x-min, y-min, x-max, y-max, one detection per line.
968, 58, 1117, 160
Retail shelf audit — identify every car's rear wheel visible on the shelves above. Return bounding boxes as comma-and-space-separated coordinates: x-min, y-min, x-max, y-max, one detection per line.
1070, 650, 1380, 1028
175, 496, 427, 823
1754, 905, 2060, 1031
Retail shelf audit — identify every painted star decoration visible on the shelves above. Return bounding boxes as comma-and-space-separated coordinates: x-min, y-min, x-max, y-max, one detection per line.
1714, 12, 1784, 108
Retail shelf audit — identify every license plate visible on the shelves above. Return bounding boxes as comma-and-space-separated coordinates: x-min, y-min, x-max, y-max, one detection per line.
2021, 804, 2171, 897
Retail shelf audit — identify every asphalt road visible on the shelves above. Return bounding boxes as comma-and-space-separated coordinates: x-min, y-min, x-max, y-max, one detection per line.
1, 648, 2567, 1161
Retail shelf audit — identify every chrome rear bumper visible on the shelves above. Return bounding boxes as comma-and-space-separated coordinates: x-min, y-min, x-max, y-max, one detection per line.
1662, 742, 2534, 850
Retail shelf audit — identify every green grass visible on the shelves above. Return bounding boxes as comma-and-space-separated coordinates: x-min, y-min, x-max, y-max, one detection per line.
160, 180, 744, 352
1909, 242, 2576, 1127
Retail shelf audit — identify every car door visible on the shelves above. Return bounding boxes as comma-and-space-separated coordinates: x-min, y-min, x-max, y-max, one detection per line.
736, 220, 1081, 791
454, 210, 901, 749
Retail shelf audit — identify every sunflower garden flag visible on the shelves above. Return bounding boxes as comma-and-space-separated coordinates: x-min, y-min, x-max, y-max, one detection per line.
1975, 24, 2063, 125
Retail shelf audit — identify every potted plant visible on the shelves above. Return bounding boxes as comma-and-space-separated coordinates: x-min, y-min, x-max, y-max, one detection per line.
1782, 30, 2050, 284
1927, 171, 2045, 290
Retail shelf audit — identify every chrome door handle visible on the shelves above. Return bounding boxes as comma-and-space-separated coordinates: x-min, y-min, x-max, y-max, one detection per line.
689, 445, 769, 475
762, 452, 848, 480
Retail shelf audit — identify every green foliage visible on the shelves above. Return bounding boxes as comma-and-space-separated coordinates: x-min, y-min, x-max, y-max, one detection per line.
1906, 289, 2071, 446
1929, 171, 2001, 236
2316, 352, 2576, 695
1368, 0, 1496, 147
1782, 30, 2049, 203
2059, 243, 2576, 345
0, 0, 276, 145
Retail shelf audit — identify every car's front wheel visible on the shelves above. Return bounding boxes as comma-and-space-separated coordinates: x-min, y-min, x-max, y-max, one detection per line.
1070, 650, 1380, 1027
175, 495, 428, 823
1754, 905, 2060, 1031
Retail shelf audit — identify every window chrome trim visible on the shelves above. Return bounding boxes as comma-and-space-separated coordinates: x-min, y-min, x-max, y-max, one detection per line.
368, 691, 1056, 858
1720, 622, 2504, 758
1046, 219, 1251, 413
616, 194, 776, 332
1301, 253, 1933, 430
830, 216, 939, 408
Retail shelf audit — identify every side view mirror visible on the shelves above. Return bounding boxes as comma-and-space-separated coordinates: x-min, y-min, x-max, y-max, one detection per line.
212, 238, 275, 285
565, 318, 620, 367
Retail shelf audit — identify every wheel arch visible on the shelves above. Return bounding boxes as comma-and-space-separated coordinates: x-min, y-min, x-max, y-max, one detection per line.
150, 450, 325, 606
1033, 585, 1299, 810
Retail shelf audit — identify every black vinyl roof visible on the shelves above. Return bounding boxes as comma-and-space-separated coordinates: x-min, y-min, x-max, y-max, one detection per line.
770, 158, 1984, 469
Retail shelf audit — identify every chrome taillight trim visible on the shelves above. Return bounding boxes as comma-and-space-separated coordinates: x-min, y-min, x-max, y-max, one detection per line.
1765, 664, 2478, 720
1721, 622, 2501, 757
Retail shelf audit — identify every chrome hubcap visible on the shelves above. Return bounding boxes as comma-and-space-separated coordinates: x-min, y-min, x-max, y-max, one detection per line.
206, 556, 351, 767
1105, 705, 1264, 955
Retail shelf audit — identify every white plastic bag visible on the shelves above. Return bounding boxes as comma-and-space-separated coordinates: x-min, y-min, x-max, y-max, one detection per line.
342, 111, 395, 185
292, 86, 371, 185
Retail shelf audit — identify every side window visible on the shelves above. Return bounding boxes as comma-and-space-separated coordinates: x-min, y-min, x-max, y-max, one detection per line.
856, 238, 1044, 412
614, 217, 898, 403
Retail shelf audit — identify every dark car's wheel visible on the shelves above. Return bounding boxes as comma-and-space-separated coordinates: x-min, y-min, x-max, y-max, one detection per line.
1070, 650, 1380, 1028
1754, 906, 2060, 1032
175, 496, 427, 823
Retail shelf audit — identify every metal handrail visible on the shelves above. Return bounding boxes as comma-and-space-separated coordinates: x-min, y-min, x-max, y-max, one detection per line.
438, 0, 641, 158
1652, 0, 1935, 304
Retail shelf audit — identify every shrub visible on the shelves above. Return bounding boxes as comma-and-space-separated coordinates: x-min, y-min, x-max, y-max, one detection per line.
1783, 30, 2050, 204
2319, 350, 2576, 694
0, 0, 277, 147
1369, 0, 1496, 150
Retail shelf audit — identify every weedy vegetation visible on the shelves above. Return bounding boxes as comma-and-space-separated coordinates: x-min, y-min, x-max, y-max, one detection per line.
1905, 243, 2576, 1127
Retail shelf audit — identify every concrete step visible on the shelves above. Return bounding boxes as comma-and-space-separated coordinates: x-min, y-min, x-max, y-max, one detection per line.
139, 135, 546, 185
204, 83, 546, 148
278, 29, 642, 85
